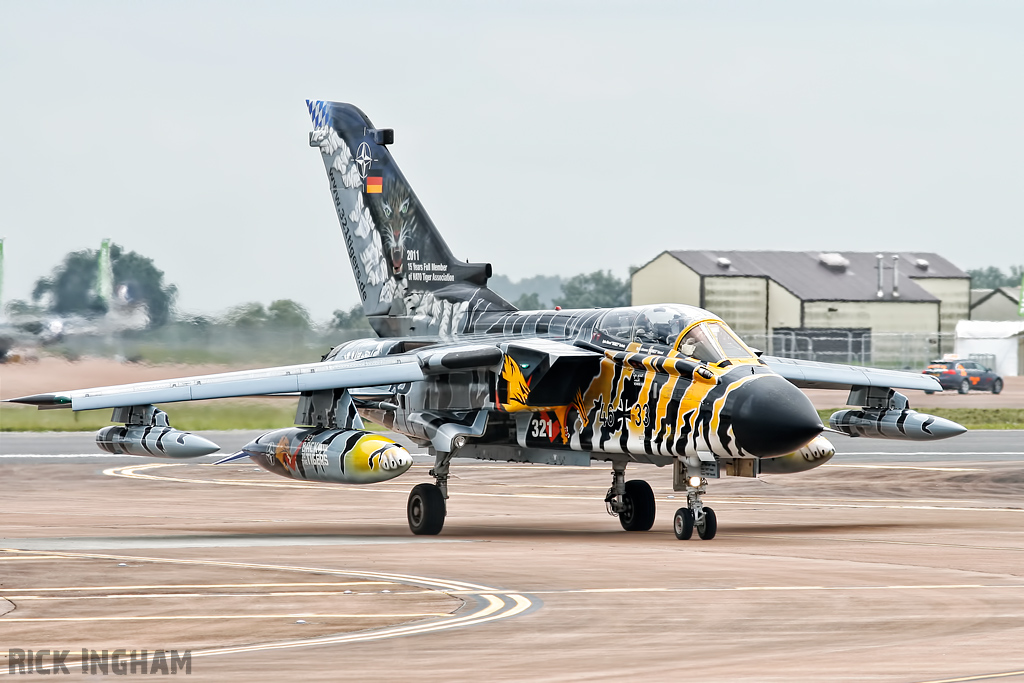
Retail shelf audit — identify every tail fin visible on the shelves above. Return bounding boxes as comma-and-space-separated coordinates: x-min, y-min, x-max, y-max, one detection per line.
307, 100, 513, 337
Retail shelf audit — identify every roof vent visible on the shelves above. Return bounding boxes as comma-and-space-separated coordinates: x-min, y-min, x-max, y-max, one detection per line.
818, 252, 849, 272
915, 258, 930, 271
716, 257, 731, 269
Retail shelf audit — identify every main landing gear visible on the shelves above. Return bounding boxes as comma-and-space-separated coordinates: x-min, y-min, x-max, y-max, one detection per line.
407, 449, 453, 536
672, 474, 716, 541
605, 461, 657, 532
406, 449, 719, 540
407, 483, 445, 535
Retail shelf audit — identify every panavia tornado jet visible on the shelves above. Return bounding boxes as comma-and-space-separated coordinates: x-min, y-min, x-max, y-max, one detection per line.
7, 101, 965, 541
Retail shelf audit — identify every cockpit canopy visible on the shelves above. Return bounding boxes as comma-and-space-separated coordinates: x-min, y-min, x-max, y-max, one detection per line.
676, 320, 754, 363
595, 305, 755, 363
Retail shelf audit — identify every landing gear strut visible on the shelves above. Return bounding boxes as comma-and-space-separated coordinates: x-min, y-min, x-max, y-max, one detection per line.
406, 449, 454, 536
605, 462, 656, 532
672, 463, 716, 541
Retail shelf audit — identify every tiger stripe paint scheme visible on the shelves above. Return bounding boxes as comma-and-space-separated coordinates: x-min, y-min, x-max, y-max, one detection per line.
6, 100, 961, 540
333, 305, 825, 465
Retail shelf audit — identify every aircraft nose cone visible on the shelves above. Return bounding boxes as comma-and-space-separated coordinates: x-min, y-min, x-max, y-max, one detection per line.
730, 376, 824, 457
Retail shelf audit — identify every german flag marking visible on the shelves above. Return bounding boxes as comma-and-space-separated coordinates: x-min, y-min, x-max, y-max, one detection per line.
366, 173, 383, 194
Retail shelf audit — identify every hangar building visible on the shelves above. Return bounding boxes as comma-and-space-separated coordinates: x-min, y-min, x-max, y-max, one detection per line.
631, 251, 969, 367
970, 286, 1023, 321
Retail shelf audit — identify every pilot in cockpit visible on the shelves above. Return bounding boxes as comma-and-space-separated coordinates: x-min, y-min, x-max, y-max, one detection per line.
633, 310, 689, 346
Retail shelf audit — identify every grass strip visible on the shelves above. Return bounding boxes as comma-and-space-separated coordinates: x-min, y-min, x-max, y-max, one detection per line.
0, 400, 299, 432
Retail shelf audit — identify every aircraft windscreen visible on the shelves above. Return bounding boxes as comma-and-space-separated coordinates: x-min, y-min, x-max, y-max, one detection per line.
632, 307, 694, 345
596, 309, 640, 340
706, 322, 755, 360
677, 324, 723, 363
677, 322, 755, 363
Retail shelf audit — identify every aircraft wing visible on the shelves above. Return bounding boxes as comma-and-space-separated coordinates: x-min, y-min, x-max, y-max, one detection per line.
761, 355, 941, 392
4, 344, 506, 412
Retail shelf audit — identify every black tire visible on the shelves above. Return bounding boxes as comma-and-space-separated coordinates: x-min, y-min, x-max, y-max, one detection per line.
619, 479, 656, 531
924, 390, 935, 395
958, 379, 971, 395
697, 507, 717, 540
673, 508, 694, 540
992, 379, 1003, 395
407, 483, 446, 535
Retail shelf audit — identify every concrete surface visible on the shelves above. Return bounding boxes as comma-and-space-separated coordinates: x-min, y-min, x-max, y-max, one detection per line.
1, 432, 1023, 681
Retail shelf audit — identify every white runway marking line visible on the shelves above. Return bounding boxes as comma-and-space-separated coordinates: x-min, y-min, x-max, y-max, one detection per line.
731, 533, 1024, 554
483, 583, 1024, 596
104, 463, 597, 500
0, 612, 457, 622
824, 464, 983, 472
0, 454, 138, 459
913, 670, 1024, 683
0, 548, 536, 667
5, 590, 430, 601
714, 499, 1024, 513
1, 582, 392, 592
831, 452, 1024, 456
0, 556, 79, 561
105, 463, 1024, 511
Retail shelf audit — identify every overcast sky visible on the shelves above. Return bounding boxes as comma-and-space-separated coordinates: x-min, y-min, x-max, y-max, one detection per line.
2, 1, 1022, 320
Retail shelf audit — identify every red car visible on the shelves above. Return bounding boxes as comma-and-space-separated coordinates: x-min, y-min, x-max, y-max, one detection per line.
923, 359, 1003, 395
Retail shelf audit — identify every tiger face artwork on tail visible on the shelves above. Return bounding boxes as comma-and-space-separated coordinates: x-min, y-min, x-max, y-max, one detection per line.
307, 99, 514, 338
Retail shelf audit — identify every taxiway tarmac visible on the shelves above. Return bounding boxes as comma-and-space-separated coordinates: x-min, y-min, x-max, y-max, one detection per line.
1, 431, 1023, 682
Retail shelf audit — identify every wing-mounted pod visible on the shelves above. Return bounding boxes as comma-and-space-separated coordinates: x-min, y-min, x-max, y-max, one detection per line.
829, 387, 966, 440
242, 427, 412, 485
95, 405, 220, 458
249, 386, 412, 485
495, 339, 604, 411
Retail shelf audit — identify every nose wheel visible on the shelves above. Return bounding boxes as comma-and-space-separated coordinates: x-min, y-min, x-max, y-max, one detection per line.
673, 474, 717, 540
673, 508, 694, 540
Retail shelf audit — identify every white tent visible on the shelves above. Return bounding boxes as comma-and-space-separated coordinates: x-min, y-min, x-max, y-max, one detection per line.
955, 320, 1024, 376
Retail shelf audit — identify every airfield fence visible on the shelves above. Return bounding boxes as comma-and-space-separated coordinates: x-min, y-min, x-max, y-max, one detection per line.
746, 331, 958, 371
24, 321, 961, 373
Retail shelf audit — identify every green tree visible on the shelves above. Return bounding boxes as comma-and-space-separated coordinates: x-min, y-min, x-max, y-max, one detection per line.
4, 299, 46, 318
330, 304, 371, 331
112, 247, 177, 327
33, 250, 107, 317
553, 270, 630, 309
226, 302, 268, 329
513, 292, 543, 310
31, 244, 177, 327
968, 265, 1024, 289
267, 299, 311, 330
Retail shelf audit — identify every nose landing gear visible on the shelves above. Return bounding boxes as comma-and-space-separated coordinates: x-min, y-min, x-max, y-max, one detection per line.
672, 467, 717, 541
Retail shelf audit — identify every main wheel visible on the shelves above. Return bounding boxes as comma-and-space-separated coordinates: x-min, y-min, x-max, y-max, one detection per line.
673, 508, 694, 540
407, 483, 446, 535
992, 379, 1004, 395
619, 479, 656, 531
958, 379, 971, 394
697, 507, 717, 540
924, 390, 935, 395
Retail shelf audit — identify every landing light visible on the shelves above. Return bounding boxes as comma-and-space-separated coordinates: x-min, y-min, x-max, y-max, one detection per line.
688, 476, 702, 488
